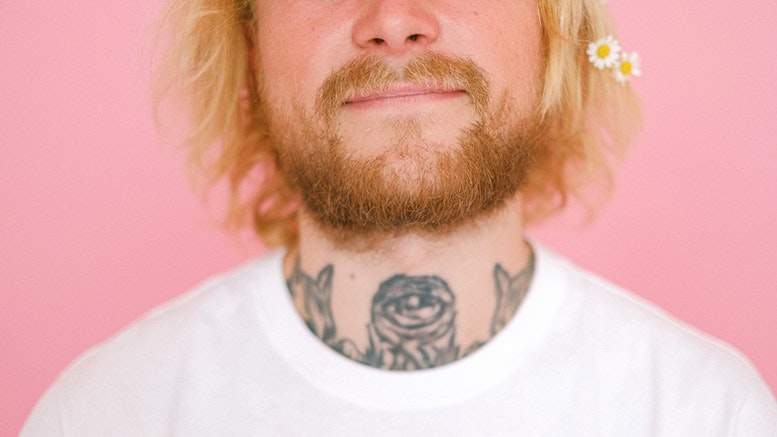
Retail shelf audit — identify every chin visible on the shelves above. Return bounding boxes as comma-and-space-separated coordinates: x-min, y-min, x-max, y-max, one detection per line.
336, 109, 472, 159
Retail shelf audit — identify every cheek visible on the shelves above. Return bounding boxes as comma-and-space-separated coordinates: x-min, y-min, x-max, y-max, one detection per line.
254, 6, 351, 114
255, 25, 315, 113
255, 43, 309, 111
488, 18, 544, 108
452, 2, 543, 101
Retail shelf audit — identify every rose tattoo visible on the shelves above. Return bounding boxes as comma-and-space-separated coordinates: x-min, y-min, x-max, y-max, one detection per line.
366, 275, 458, 370
287, 254, 533, 371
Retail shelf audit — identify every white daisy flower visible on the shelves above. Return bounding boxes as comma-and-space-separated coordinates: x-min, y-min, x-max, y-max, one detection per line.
614, 52, 641, 83
587, 35, 621, 70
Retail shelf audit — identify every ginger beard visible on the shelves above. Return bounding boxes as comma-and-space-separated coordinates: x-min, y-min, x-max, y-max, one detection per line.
262, 52, 544, 244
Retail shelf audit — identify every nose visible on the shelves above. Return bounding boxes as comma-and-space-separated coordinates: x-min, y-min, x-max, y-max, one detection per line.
352, 0, 440, 55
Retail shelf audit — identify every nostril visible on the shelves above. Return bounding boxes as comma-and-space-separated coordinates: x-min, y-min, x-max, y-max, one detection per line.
370, 34, 421, 46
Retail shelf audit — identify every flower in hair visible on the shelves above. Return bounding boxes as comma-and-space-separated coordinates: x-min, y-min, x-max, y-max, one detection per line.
587, 35, 621, 70
613, 52, 641, 83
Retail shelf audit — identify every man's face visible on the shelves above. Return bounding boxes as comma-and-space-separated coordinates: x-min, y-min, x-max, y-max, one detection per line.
253, 0, 545, 241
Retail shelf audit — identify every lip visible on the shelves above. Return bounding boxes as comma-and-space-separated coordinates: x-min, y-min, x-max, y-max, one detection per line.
343, 84, 466, 108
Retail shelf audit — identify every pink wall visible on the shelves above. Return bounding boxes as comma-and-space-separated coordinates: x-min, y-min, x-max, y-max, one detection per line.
2, 1, 775, 434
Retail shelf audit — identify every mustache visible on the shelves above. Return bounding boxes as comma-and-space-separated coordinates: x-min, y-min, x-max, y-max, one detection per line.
315, 52, 491, 122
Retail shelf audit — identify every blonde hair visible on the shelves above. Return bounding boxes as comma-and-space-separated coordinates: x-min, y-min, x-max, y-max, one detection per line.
156, 0, 640, 248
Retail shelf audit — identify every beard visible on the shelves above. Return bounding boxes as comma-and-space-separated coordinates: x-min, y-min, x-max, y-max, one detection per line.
262, 52, 543, 245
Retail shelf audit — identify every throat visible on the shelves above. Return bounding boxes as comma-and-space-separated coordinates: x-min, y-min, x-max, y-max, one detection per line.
285, 249, 535, 371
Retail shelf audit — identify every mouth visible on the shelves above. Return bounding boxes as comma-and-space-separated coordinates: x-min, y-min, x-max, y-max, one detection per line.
343, 84, 467, 109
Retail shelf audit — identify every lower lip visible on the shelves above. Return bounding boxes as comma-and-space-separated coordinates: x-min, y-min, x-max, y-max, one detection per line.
343, 90, 467, 110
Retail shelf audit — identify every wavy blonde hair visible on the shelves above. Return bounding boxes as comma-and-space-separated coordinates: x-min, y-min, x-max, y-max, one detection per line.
156, 0, 640, 248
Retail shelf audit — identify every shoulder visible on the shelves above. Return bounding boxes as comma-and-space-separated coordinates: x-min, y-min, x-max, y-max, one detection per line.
539, 244, 754, 377
535, 244, 748, 360
75, 250, 284, 363
533, 244, 777, 433
22, 251, 286, 435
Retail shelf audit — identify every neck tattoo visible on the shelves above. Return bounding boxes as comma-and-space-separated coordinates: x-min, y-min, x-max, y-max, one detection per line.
286, 252, 535, 371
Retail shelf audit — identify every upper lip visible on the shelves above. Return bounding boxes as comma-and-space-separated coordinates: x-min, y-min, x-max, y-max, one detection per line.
343, 84, 464, 105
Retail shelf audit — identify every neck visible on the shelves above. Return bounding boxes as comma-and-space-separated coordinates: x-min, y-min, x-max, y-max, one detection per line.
283, 196, 534, 371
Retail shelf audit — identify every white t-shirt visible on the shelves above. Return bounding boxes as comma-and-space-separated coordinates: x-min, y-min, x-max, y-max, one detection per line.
22, 245, 777, 436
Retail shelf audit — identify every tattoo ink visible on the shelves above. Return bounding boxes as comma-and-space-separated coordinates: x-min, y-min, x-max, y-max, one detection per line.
366, 275, 458, 370
287, 258, 336, 342
286, 253, 534, 371
287, 259, 362, 358
491, 252, 535, 337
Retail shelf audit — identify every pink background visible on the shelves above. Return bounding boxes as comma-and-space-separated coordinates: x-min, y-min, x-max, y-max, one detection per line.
2, 1, 776, 434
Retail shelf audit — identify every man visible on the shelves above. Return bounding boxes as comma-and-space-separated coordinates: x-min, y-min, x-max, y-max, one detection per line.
23, 0, 777, 435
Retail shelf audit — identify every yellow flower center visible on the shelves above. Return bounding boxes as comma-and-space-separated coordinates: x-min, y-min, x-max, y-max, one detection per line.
597, 45, 610, 58
620, 61, 632, 75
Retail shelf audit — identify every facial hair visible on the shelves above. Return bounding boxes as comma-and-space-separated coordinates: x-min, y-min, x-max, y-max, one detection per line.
263, 52, 543, 245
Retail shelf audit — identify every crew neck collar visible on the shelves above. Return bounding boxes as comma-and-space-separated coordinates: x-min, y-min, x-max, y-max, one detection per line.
254, 242, 568, 410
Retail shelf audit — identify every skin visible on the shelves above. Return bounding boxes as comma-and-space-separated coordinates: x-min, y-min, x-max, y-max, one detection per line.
252, 0, 544, 369
255, 0, 543, 162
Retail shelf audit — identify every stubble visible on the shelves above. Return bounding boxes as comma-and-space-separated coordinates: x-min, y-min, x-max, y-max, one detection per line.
262, 52, 544, 248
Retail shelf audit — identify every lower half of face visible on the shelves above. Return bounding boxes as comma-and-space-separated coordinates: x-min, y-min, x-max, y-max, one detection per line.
262, 53, 544, 241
